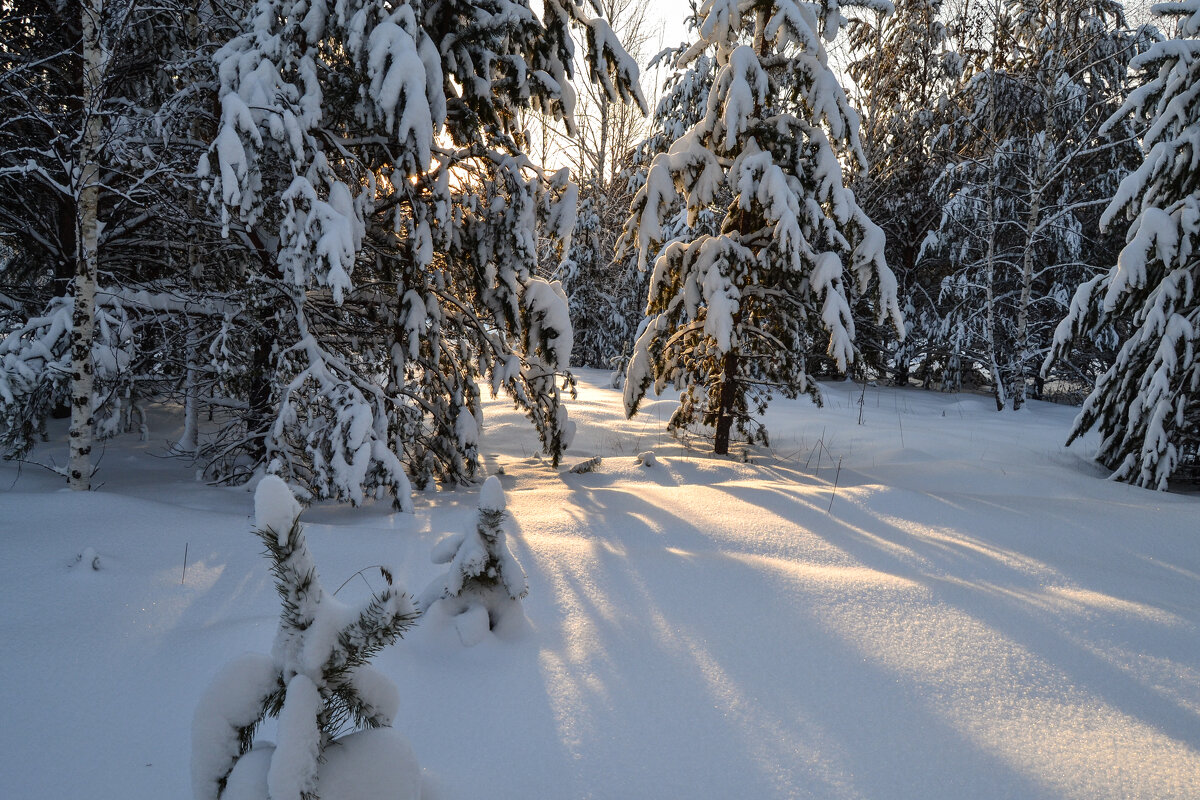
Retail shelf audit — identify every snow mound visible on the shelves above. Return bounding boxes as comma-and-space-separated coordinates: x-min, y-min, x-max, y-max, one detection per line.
320, 728, 421, 800
191, 653, 278, 800
254, 476, 301, 543
268, 675, 322, 800
453, 604, 491, 647
219, 729, 420, 800
478, 475, 506, 512
221, 745, 273, 800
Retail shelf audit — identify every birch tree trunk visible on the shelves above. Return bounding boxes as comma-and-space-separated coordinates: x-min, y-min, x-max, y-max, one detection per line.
173, 4, 203, 457
68, 0, 104, 490
1013, 2, 1063, 411
983, 12, 1005, 413
1014, 181, 1043, 411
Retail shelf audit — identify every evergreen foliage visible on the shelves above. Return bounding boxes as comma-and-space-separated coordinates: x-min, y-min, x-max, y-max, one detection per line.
561, 175, 639, 369
619, 0, 903, 454
195, 0, 643, 503
846, 0, 960, 384
552, 0, 655, 372
0, 0, 644, 502
418, 475, 528, 636
190, 476, 419, 800
603, 38, 724, 386
1046, 0, 1200, 488
3, 0, 1192, 494
0, 0, 228, 469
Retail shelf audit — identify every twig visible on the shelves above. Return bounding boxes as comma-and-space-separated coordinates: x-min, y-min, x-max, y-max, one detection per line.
181, 542, 188, 585
827, 457, 843, 513
333, 565, 386, 596
12, 457, 68, 478
805, 426, 826, 472
898, 414, 904, 448
803, 440, 820, 470
5, 460, 21, 491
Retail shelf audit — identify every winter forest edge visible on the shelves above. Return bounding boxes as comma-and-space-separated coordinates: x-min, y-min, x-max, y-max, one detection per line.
3, 0, 1199, 495
1, 0, 1200, 797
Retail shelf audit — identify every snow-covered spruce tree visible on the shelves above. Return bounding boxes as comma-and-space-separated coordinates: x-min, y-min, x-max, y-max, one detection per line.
201, 0, 644, 503
919, 0, 1145, 408
1044, 0, 1200, 489
601, 38, 727, 384
619, 0, 904, 455
191, 476, 420, 800
418, 475, 528, 645
580, 38, 726, 383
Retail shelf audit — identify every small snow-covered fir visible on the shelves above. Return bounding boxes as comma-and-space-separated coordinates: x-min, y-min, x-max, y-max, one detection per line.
191, 476, 419, 800
418, 476, 528, 645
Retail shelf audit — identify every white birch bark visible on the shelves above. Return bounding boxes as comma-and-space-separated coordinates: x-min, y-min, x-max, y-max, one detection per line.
983, 6, 1005, 412
68, 0, 104, 490
1013, 4, 1063, 412
174, 320, 200, 456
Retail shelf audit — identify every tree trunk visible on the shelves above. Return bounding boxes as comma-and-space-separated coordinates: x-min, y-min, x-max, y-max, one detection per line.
712, 9, 765, 457
713, 350, 738, 455
174, 318, 200, 455
246, 322, 275, 465
1014, 17, 1061, 412
983, 11, 1005, 413
174, 0, 207, 457
243, 229, 283, 466
1013, 185, 1041, 411
597, 97, 609, 185
68, 0, 104, 491
984, 204, 1004, 411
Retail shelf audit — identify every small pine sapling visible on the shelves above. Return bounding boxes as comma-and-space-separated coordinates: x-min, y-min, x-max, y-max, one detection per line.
568, 455, 603, 474
418, 476, 528, 645
191, 476, 420, 800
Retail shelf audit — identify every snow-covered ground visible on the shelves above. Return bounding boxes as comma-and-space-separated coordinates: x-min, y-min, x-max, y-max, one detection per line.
1, 371, 1197, 799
